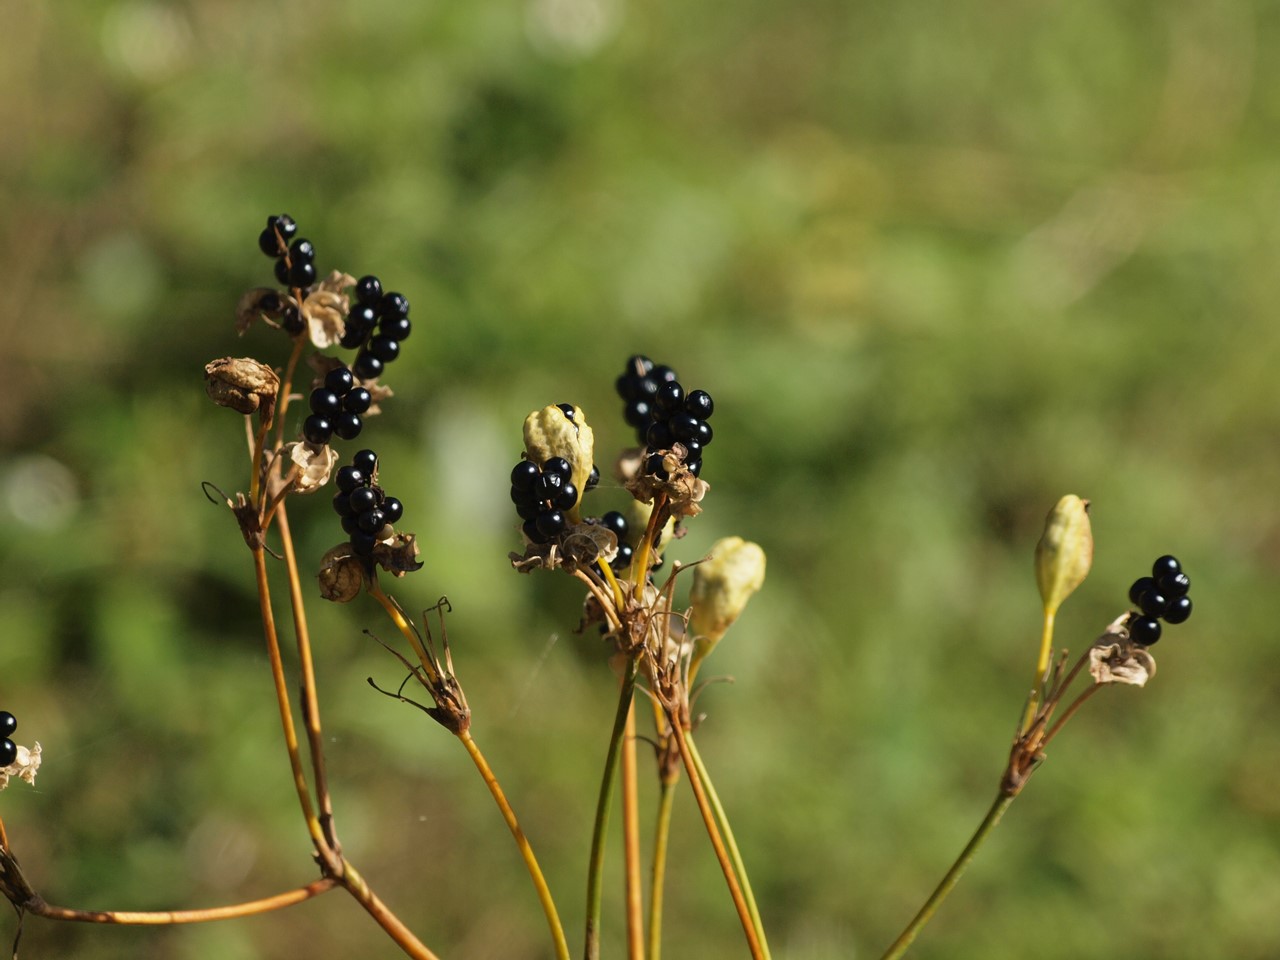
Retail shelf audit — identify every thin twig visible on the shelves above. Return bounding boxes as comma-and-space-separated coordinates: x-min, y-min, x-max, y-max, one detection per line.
24, 879, 337, 925
621, 700, 645, 960
646, 778, 676, 960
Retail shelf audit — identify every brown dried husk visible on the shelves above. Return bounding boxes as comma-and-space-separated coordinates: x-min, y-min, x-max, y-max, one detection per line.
204, 357, 280, 415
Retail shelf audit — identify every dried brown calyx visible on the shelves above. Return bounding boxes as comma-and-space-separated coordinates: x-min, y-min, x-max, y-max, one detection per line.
204, 357, 280, 417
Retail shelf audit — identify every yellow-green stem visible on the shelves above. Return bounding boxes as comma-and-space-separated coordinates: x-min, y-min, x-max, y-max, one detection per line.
340, 859, 443, 960
621, 700, 645, 960
25, 880, 337, 925
1021, 609, 1056, 732
646, 778, 676, 960
368, 584, 440, 686
670, 721, 764, 960
878, 793, 1015, 960
584, 657, 639, 960
459, 731, 570, 960
685, 733, 771, 960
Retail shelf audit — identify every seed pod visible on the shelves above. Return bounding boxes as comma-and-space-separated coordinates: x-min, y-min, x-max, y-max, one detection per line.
283, 441, 339, 493
1034, 494, 1092, 615
522, 404, 595, 520
689, 537, 766, 673
204, 357, 280, 416
318, 544, 366, 602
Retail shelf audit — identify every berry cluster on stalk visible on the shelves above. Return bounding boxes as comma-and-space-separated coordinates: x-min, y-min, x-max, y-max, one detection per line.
0, 710, 17, 767
258, 214, 318, 290
304, 365, 372, 445
340, 275, 412, 382
1127, 555, 1194, 646
614, 356, 714, 478
511, 456, 580, 543
332, 449, 405, 556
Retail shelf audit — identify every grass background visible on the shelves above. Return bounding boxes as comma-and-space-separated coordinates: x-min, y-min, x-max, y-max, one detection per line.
2, 1, 1279, 957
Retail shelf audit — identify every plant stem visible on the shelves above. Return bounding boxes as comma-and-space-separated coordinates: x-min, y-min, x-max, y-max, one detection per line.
621, 700, 645, 960
584, 657, 639, 960
1021, 609, 1056, 732
878, 792, 1015, 960
276, 503, 339, 852
459, 731, 570, 960
368, 585, 440, 686
646, 777, 676, 960
685, 733, 771, 960
251, 546, 334, 865
669, 721, 764, 960
25, 879, 337, 924
339, 859, 443, 960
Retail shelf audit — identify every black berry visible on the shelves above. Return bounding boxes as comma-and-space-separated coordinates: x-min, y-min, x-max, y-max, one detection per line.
380, 315, 412, 341
1152, 555, 1181, 579
646, 420, 674, 450
274, 258, 291, 285
511, 460, 540, 490
600, 511, 628, 539
289, 238, 315, 263
379, 292, 409, 318
309, 389, 342, 418
353, 352, 383, 380
258, 228, 282, 257
369, 336, 400, 364
1163, 596, 1193, 624
349, 486, 378, 513
382, 497, 404, 525
288, 260, 317, 288
1137, 589, 1169, 618
353, 449, 378, 475
335, 465, 365, 492
685, 389, 714, 419
654, 382, 685, 416
333, 412, 363, 440
1159, 572, 1190, 597
611, 542, 634, 571
557, 403, 576, 420
344, 388, 372, 414
0, 739, 15, 768
1128, 577, 1156, 606
536, 510, 567, 538
272, 215, 298, 240
325, 367, 355, 395
332, 491, 354, 516
554, 482, 579, 511
303, 415, 333, 445
543, 457, 572, 479
586, 465, 600, 491
0, 711, 15, 738
351, 531, 377, 556
357, 508, 387, 535
355, 275, 383, 305
1128, 616, 1162, 646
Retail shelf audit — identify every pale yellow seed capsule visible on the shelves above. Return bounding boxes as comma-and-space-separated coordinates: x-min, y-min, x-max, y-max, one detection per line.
1034, 494, 1093, 615
689, 537, 766, 675
522, 404, 595, 521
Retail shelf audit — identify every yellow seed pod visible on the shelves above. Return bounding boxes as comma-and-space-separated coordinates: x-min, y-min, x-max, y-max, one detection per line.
689, 537, 766, 674
1034, 495, 1093, 615
523, 404, 595, 521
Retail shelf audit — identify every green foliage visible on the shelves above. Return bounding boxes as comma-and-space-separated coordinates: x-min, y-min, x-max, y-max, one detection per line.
3, 1, 1277, 957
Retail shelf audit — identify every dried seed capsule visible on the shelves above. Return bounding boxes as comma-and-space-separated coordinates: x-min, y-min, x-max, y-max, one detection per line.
1034, 495, 1093, 615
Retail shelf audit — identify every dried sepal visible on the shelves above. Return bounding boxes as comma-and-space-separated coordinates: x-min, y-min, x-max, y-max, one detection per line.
371, 532, 423, 576
624, 445, 709, 518
236, 287, 288, 335
1089, 615, 1157, 686
1035, 494, 1093, 615
318, 544, 366, 602
282, 441, 338, 493
0, 741, 41, 790
510, 520, 615, 573
523, 404, 595, 518
302, 271, 356, 349
204, 357, 280, 416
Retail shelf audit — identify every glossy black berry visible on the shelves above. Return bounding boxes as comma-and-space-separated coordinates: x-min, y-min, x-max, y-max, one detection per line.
332, 491, 354, 517
557, 403, 576, 420
380, 315, 411, 341
683, 439, 703, 461
355, 275, 383, 305
654, 382, 685, 416
351, 531, 377, 556
289, 238, 315, 263
349, 486, 378, 513
544, 457, 573, 479
344, 388, 372, 414
336, 465, 365, 492
379, 292, 410, 319
1128, 616, 1162, 646
357, 508, 386, 535
303, 415, 333, 445
586, 465, 600, 491
382, 497, 403, 525
646, 420, 674, 450
1137, 589, 1169, 618
309, 389, 342, 418
325, 367, 355, 395
353, 352, 383, 380
281, 304, 305, 334
511, 460, 540, 490
1152, 555, 1181, 579
353, 449, 377, 475
653, 365, 678, 383
537, 472, 566, 500
274, 258, 291, 285
1128, 577, 1156, 606
1163, 595, 1193, 625
600, 511, 628, 538
625, 400, 651, 427
536, 510, 567, 538
341, 514, 361, 536
348, 303, 378, 328
0, 711, 15, 737
258, 227, 282, 257
522, 518, 542, 542
516, 500, 540, 520
333, 412, 363, 440
611, 542, 634, 571
0, 739, 16, 768
669, 412, 700, 443
369, 336, 400, 364
340, 324, 371, 350
272, 215, 298, 240
554, 482, 579, 511
685, 389, 714, 419
645, 452, 668, 480
686, 458, 703, 477
289, 260, 317, 288
1159, 572, 1190, 597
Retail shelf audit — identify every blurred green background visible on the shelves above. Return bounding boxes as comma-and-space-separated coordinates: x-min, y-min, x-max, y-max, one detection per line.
2, 0, 1279, 957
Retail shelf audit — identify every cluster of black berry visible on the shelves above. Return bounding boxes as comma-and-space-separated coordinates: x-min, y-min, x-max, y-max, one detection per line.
511, 457, 580, 543
332, 449, 405, 556
614, 356, 714, 478
1, 710, 17, 767
304, 365, 372, 445
257, 214, 317, 290
339, 275, 412, 381
595, 510, 664, 574
1126, 555, 1194, 646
